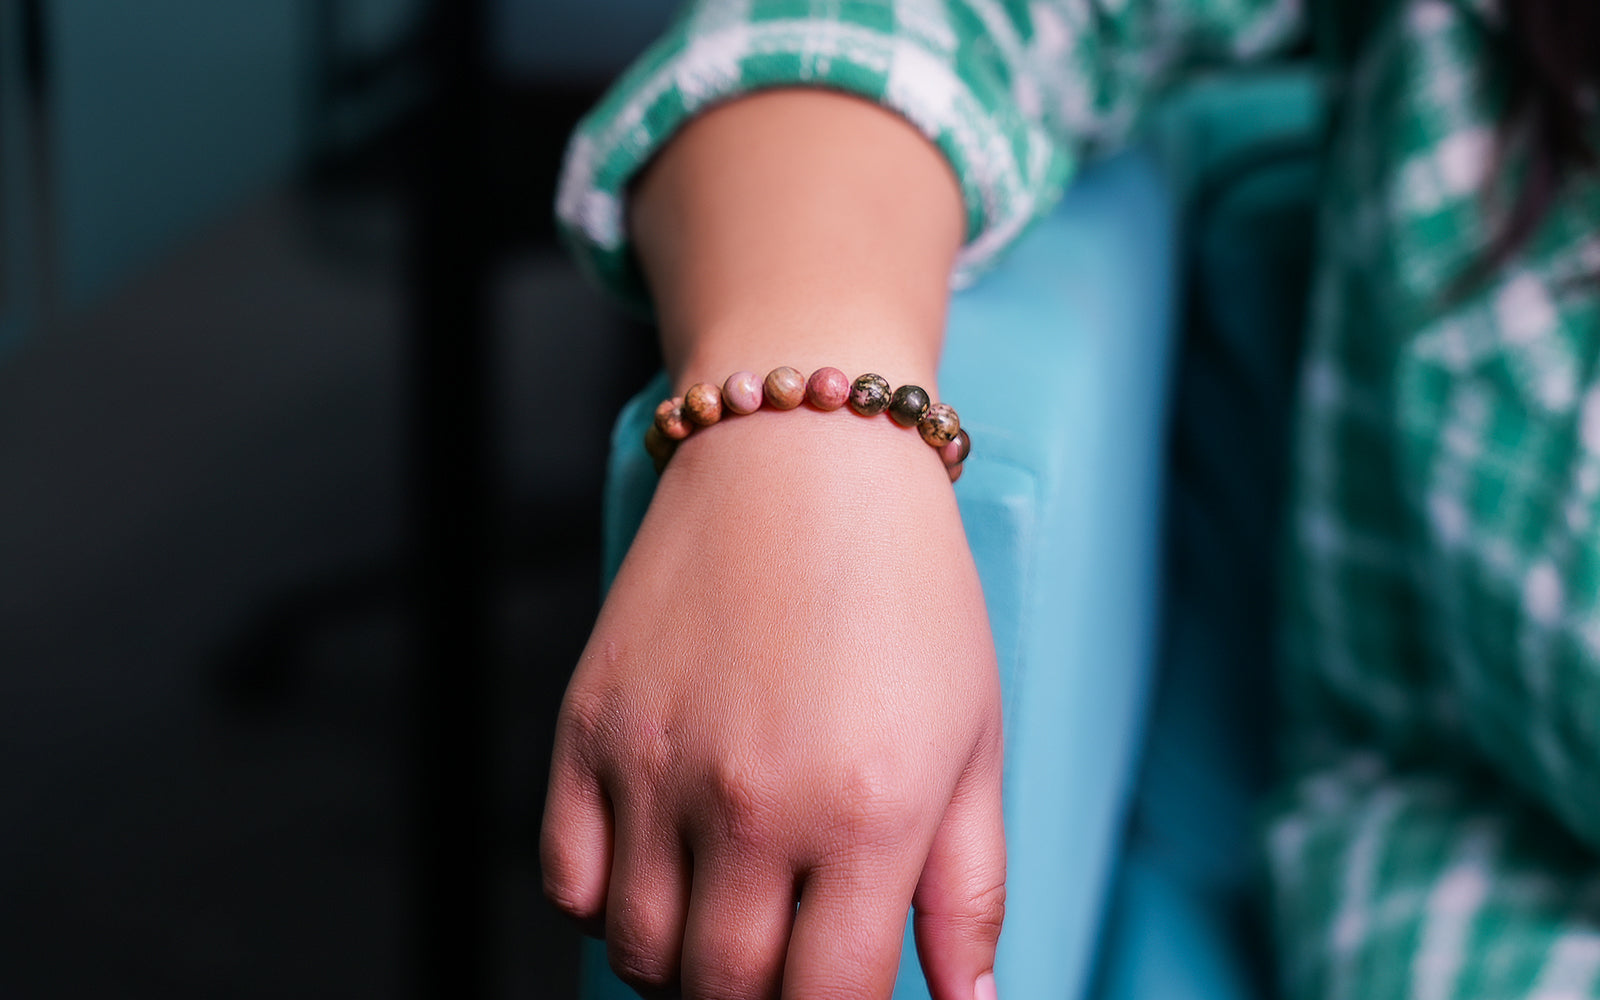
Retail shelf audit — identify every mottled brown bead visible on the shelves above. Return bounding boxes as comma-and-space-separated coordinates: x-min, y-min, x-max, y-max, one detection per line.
939, 429, 972, 467
654, 397, 691, 440
643, 424, 676, 471
948, 461, 964, 484
918, 402, 960, 446
684, 382, 723, 426
806, 367, 851, 410
764, 366, 806, 410
888, 385, 930, 427
849, 373, 891, 416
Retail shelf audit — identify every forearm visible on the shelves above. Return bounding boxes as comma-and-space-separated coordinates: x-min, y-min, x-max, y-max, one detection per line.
630, 89, 966, 395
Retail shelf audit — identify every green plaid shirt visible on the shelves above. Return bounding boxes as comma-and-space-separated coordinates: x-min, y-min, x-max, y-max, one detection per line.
558, 2, 1600, 997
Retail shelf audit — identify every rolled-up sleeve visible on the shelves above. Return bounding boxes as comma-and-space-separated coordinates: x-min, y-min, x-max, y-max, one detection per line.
556, 0, 1304, 308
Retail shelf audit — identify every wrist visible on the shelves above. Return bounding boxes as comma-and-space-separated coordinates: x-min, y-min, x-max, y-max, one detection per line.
649, 365, 969, 482
657, 404, 953, 502
669, 322, 942, 400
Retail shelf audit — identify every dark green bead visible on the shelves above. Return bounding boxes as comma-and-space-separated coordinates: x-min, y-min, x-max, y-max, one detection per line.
888, 384, 930, 427
849, 373, 891, 416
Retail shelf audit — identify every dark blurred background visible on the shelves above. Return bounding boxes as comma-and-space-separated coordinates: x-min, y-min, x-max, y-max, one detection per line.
0, 1, 671, 996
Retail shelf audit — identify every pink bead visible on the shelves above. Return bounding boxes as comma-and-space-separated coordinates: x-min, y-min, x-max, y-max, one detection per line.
805, 367, 851, 410
764, 366, 806, 410
722, 371, 763, 414
948, 462, 964, 484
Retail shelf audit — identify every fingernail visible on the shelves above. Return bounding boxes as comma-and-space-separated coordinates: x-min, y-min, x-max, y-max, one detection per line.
975, 971, 998, 1000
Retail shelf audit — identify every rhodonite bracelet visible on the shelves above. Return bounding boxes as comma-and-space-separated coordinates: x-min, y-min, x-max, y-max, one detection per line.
646, 366, 971, 482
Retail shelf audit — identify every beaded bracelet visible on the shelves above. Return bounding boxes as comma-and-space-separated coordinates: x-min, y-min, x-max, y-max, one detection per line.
646, 366, 971, 482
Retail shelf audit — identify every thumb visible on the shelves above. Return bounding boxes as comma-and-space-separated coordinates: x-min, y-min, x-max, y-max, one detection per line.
912, 747, 1006, 1000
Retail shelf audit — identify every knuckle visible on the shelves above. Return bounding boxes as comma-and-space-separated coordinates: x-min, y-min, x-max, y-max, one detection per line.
967, 879, 1007, 940
556, 686, 614, 755
539, 854, 596, 920
607, 899, 682, 988
697, 979, 777, 1000
687, 944, 781, 1000
538, 827, 589, 915
830, 756, 918, 843
539, 865, 579, 914
704, 753, 783, 842
558, 686, 677, 784
696, 986, 770, 1000
607, 931, 678, 992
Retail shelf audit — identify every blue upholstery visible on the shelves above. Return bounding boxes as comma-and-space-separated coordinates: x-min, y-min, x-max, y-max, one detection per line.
1092, 71, 1320, 1000
587, 70, 1321, 1000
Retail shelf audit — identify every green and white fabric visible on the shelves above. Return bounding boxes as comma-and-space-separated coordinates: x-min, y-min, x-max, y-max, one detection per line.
557, 1, 1600, 997
555, 0, 1299, 303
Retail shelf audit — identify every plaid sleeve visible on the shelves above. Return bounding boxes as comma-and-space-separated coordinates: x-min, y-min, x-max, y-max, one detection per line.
1370, 2, 1600, 853
1395, 205, 1600, 852
555, 0, 1304, 309
1266, 753, 1600, 1000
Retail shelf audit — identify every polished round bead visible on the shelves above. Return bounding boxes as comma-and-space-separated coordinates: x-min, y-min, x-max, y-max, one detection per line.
654, 397, 691, 440
643, 424, 676, 471
722, 370, 763, 415
939, 429, 972, 467
888, 384, 930, 427
684, 382, 723, 426
806, 367, 851, 410
763, 366, 806, 410
948, 462, 964, 484
849, 373, 892, 416
918, 402, 960, 446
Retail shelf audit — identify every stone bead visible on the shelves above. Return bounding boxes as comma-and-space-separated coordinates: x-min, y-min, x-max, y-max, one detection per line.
643, 424, 676, 471
764, 366, 806, 410
918, 402, 960, 446
939, 429, 972, 467
722, 370, 763, 415
684, 382, 723, 426
806, 367, 851, 410
888, 384, 930, 428
654, 396, 691, 440
849, 373, 891, 416
948, 462, 964, 484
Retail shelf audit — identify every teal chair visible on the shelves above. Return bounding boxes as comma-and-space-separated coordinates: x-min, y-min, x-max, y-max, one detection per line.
588, 68, 1321, 1000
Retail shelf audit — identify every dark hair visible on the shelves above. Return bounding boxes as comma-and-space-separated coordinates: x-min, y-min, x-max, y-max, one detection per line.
1477, 0, 1598, 280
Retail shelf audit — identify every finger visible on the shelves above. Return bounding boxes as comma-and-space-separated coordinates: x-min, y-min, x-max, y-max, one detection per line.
604, 800, 692, 995
781, 864, 916, 1000
541, 752, 613, 933
679, 851, 795, 1000
912, 748, 1007, 1000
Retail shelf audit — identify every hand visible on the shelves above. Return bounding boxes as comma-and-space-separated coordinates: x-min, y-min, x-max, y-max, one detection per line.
542, 407, 1005, 1000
